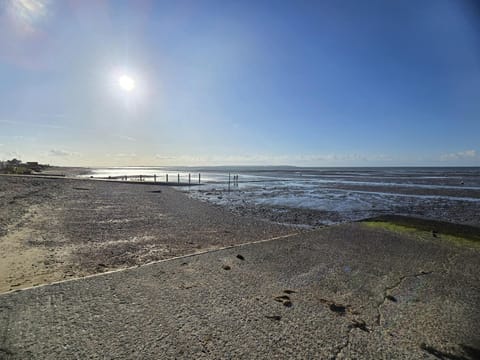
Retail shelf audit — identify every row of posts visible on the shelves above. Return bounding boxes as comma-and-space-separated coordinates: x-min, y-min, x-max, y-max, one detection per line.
115, 173, 240, 190
228, 173, 239, 192
119, 173, 201, 185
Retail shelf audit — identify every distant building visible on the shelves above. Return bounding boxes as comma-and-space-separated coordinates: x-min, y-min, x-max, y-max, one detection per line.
26, 161, 41, 172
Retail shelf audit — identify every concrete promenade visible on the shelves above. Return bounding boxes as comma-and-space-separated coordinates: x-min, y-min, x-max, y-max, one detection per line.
1, 222, 479, 359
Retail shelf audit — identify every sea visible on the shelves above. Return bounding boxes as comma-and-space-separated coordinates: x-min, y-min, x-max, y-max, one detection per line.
81, 167, 480, 226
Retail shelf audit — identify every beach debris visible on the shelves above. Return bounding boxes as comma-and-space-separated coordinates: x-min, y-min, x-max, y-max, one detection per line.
274, 295, 293, 307
283, 289, 296, 294
180, 262, 188, 266
319, 298, 349, 316
236, 254, 245, 260
0, 348, 13, 356
385, 295, 397, 302
222, 265, 231, 271
432, 230, 438, 237
419, 343, 469, 360
274, 295, 290, 302
265, 315, 282, 321
329, 303, 346, 315
349, 319, 370, 332
96, 263, 107, 271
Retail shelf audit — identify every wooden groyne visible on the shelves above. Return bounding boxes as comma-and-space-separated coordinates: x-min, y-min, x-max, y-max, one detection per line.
93, 173, 203, 186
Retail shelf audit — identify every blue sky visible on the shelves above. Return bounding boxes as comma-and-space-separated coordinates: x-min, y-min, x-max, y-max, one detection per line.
0, 0, 479, 166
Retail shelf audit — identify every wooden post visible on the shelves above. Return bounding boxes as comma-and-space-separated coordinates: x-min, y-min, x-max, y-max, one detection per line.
154, 174, 157, 183
228, 172, 231, 192
188, 173, 191, 185
140, 175, 142, 182
198, 173, 201, 184
166, 174, 168, 183
178, 173, 180, 184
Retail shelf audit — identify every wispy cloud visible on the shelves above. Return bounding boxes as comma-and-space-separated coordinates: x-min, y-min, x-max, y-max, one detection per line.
0, 120, 18, 125
0, 119, 64, 129
38, 123, 64, 129
48, 149, 79, 157
114, 153, 137, 158
440, 149, 478, 161
0, 151, 21, 160
4, 0, 50, 33
39, 113, 66, 119
114, 135, 136, 142
153, 153, 396, 166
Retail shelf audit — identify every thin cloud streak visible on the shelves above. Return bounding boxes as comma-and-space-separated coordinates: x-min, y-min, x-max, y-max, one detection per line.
440, 149, 478, 161
48, 149, 79, 157
0, 119, 64, 129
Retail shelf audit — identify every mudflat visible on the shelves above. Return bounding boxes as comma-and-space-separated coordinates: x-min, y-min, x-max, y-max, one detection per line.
0, 175, 293, 293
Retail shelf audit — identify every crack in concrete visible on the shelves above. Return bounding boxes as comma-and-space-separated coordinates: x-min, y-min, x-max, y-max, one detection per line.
0, 305, 13, 358
376, 270, 433, 326
333, 270, 434, 358
443, 253, 459, 275
333, 325, 353, 359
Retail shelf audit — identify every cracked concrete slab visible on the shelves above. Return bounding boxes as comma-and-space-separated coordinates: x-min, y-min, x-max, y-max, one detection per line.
0, 222, 479, 359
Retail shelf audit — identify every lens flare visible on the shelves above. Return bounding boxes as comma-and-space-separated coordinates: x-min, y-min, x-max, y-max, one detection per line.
118, 75, 135, 91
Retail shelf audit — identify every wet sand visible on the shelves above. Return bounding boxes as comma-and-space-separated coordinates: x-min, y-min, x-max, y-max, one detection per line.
189, 183, 480, 228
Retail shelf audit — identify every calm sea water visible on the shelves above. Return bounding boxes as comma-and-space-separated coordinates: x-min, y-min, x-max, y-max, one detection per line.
83, 167, 480, 225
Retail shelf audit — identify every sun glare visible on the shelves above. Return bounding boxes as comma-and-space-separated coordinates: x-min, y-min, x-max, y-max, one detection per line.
118, 75, 135, 92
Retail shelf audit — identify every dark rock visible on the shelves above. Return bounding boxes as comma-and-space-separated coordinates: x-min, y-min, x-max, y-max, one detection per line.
222, 265, 231, 271
0, 348, 13, 356
329, 303, 346, 315
349, 319, 369, 332
236, 254, 245, 260
386, 295, 397, 302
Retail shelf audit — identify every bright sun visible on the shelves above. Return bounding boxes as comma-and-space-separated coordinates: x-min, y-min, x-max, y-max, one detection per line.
118, 75, 135, 91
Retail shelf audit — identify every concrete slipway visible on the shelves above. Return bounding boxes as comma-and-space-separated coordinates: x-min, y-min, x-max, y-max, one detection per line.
1, 222, 479, 359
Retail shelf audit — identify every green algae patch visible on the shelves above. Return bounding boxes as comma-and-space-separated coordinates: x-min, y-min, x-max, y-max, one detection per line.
361, 215, 480, 249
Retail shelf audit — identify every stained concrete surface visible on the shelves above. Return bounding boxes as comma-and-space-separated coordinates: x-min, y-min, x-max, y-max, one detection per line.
0, 223, 479, 359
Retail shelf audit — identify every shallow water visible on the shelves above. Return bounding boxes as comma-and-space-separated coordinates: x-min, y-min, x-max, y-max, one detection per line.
83, 167, 480, 226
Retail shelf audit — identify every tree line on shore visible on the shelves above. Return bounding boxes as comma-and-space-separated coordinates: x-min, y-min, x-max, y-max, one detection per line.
0, 158, 50, 175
